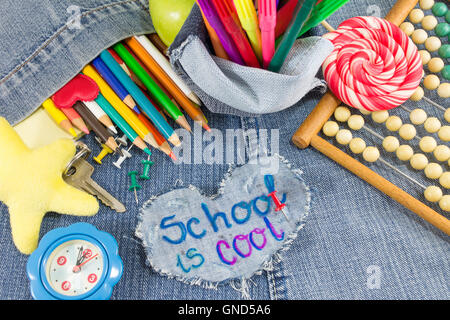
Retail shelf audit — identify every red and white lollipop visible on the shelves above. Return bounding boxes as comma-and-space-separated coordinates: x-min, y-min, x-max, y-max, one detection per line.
322, 16, 423, 111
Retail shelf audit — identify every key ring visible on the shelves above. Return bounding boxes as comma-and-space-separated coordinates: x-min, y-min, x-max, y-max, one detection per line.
64, 142, 92, 176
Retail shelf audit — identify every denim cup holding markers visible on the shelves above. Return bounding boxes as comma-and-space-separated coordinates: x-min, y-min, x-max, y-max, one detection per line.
0, 0, 449, 300
168, 4, 334, 117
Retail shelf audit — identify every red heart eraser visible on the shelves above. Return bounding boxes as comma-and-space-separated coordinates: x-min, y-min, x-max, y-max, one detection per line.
52, 74, 100, 109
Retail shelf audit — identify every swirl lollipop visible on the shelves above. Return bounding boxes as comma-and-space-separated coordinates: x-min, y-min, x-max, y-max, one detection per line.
322, 16, 423, 111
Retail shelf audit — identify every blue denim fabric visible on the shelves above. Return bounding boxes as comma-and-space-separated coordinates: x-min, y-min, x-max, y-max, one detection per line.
0, 0, 449, 300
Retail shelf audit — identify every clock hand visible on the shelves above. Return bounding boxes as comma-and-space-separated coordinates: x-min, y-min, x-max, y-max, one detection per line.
73, 253, 99, 273
75, 246, 84, 266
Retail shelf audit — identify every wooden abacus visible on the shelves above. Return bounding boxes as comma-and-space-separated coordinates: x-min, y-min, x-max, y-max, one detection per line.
292, 0, 450, 235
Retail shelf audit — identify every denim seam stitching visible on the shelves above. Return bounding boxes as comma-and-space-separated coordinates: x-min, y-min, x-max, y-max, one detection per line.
0, 0, 148, 85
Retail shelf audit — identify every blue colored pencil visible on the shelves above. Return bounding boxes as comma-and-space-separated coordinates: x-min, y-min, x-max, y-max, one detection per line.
92, 57, 140, 114
99, 50, 181, 146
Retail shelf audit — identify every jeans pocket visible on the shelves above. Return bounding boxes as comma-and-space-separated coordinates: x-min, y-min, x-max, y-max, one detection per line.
168, 5, 334, 117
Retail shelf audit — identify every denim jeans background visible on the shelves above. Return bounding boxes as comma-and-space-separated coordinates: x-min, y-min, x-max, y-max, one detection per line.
0, 0, 449, 299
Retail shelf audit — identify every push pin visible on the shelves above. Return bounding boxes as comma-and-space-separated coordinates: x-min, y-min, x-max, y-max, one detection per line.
93, 144, 113, 164
113, 145, 133, 169
116, 134, 128, 148
140, 157, 154, 180
264, 175, 289, 221
128, 171, 141, 204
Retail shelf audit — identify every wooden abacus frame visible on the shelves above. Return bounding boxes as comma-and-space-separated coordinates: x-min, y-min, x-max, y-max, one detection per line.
292, 0, 450, 235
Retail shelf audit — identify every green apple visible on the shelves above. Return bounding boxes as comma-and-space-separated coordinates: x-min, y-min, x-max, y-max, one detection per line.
149, 0, 196, 47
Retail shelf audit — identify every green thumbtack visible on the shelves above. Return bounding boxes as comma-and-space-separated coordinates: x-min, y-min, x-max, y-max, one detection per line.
128, 171, 141, 204
140, 159, 154, 180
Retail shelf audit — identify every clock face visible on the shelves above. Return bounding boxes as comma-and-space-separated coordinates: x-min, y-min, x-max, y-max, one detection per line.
45, 239, 105, 297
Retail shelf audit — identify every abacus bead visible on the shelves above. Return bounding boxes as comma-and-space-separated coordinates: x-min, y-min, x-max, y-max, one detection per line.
396, 145, 414, 161
428, 57, 445, 72
432, 2, 448, 17
438, 44, 450, 58
424, 162, 443, 179
433, 145, 450, 161
385, 116, 402, 131
418, 50, 431, 65
424, 117, 441, 133
409, 9, 425, 23
383, 136, 400, 152
410, 153, 429, 170
420, 136, 437, 153
359, 108, 371, 116
349, 138, 366, 154
347, 115, 364, 130
399, 124, 417, 140
410, 108, 427, 125
423, 15, 439, 30
440, 172, 450, 188
410, 87, 425, 101
424, 186, 443, 202
412, 29, 428, 44
425, 36, 441, 51
437, 83, 450, 98
400, 22, 415, 35
323, 121, 339, 137
423, 74, 440, 90
371, 110, 389, 123
363, 146, 380, 163
336, 129, 352, 145
439, 195, 450, 212
420, 0, 434, 10
334, 106, 351, 122
438, 126, 450, 141
442, 65, 450, 80
435, 22, 450, 37
445, 108, 450, 122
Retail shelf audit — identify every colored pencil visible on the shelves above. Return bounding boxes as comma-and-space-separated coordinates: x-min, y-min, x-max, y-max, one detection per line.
135, 110, 176, 160
82, 65, 159, 149
83, 99, 118, 134
56, 106, 89, 134
42, 98, 77, 137
113, 43, 191, 132
99, 50, 181, 146
135, 35, 203, 105
73, 101, 120, 153
92, 57, 140, 114
125, 37, 211, 132
148, 33, 168, 55
95, 92, 152, 156
108, 48, 147, 91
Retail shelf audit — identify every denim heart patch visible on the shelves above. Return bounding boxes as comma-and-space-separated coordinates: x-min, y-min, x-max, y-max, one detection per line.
136, 156, 310, 292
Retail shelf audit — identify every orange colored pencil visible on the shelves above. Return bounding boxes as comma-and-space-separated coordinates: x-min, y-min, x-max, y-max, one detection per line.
135, 110, 176, 160
125, 37, 210, 132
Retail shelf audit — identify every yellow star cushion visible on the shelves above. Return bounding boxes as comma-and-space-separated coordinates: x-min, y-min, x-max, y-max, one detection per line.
0, 117, 99, 254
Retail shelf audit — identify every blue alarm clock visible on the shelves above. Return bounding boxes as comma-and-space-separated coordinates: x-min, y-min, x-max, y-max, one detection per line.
27, 223, 123, 300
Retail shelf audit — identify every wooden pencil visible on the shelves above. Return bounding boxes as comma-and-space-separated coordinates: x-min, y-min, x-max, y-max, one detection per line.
125, 37, 210, 132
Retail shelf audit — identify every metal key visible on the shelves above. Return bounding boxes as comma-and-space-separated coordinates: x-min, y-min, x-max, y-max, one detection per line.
64, 157, 126, 213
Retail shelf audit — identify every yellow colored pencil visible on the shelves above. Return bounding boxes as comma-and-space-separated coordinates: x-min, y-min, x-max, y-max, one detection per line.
42, 98, 77, 137
82, 65, 158, 149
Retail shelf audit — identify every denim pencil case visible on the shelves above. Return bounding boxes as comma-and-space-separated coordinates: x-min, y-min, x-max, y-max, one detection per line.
168, 4, 334, 117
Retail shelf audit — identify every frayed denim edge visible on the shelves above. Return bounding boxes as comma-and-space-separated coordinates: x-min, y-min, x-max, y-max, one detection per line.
135, 154, 312, 299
